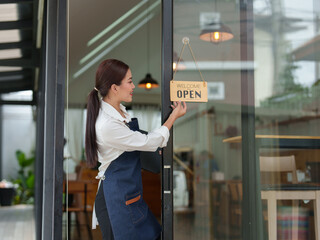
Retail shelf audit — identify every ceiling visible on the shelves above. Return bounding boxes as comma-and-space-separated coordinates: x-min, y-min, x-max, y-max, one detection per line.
67, 0, 162, 107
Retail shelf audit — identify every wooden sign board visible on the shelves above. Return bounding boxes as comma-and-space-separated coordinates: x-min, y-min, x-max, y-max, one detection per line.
170, 80, 208, 102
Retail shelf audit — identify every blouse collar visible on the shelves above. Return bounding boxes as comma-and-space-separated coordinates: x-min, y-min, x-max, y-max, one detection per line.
101, 100, 130, 123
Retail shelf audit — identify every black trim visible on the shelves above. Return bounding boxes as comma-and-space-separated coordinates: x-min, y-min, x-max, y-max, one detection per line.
0, 100, 34, 105
0, 81, 33, 94
161, 0, 173, 239
0, 41, 33, 50
0, 0, 33, 3
0, 70, 32, 78
0, 105, 2, 180
240, 0, 264, 239
41, 0, 66, 239
54, 0, 66, 236
0, 58, 37, 68
0, 20, 33, 31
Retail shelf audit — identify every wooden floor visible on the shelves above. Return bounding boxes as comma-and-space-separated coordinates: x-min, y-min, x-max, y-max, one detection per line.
0, 204, 210, 240
62, 212, 102, 240
0, 205, 35, 240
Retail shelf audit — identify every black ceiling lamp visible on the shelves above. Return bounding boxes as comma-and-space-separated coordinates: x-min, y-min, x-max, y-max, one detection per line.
138, 2, 159, 90
199, 2, 234, 44
138, 73, 159, 90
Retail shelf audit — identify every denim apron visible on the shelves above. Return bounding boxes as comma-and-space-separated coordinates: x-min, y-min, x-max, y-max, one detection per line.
100, 118, 161, 240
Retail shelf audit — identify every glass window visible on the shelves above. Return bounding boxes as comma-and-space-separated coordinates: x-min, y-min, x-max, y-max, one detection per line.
254, 0, 320, 239
173, 0, 242, 239
173, 0, 320, 239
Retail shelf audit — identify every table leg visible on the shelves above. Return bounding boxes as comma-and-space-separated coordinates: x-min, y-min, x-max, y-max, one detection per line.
267, 193, 277, 240
314, 191, 320, 240
292, 201, 299, 240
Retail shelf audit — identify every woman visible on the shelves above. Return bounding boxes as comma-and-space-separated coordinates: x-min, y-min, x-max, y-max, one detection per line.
85, 59, 187, 240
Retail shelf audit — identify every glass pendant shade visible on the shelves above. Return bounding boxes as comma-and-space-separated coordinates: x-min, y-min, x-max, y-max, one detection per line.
199, 23, 234, 43
138, 73, 159, 90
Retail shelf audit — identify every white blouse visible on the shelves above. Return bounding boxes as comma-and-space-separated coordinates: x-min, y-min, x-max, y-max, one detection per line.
92, 100, 169, 229
95, 100, 170, 177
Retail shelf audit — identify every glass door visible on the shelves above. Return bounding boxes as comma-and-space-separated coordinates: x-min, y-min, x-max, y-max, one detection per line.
164, 0, 320, 239
66, 0, 162, 239
163, 0, 265, 239
169, 0, 251, 239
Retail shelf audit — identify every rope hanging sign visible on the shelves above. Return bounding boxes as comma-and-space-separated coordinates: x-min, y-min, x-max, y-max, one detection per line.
170, 37, 208, 102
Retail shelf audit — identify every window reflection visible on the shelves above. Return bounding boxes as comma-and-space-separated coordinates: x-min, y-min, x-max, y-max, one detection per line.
174, 0, 320, 239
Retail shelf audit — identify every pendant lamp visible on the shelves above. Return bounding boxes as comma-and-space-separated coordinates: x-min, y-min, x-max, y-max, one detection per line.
138, 73, 159, 90
199, 22, 233, 43
138, 2, 159, 90
199, 5, 233, 44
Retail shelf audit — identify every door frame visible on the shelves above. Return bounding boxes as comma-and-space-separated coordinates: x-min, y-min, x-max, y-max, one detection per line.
239, 0, 264, 239
40, 0, 66, 239
161, 0, 174, 239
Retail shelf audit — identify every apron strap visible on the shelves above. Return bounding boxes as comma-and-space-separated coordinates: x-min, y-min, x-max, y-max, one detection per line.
92, 172, 104, 229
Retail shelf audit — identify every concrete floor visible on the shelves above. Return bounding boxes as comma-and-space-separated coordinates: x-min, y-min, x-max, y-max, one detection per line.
0, 205, 35, 240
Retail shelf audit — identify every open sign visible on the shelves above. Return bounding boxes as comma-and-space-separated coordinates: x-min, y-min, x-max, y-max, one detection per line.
170, 80, 208, 102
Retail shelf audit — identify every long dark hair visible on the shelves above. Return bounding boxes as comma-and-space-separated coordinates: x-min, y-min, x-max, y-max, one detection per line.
85, 59, 129, 167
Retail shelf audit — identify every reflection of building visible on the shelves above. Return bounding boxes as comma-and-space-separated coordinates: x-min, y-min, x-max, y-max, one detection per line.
292, 35, 320, 62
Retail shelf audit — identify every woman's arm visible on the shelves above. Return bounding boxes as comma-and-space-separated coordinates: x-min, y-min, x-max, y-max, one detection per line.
98, 101, 187, 152
99, 120, 169, 152
163, 101, 187, 131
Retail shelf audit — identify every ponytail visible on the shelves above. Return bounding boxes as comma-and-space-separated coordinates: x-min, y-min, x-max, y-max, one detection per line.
85, 59, 129, 168
85, 89, 100, 168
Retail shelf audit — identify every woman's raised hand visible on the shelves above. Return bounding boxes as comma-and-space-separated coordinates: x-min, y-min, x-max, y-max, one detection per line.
171, 101, 187, 119
163, 101, 187, 130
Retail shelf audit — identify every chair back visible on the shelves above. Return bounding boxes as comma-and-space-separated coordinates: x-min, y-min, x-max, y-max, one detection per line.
77, 165, 99, 181
63, 180, 97, 212
260, 155, 298, 183
76, 164, 99, 211
228, 181, 243, 202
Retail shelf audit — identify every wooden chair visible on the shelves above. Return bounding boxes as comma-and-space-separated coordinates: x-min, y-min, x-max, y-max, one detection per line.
141, 170, 161, 219
260, 155, 320, 240
228, 181, 243, 227
63, 180, 97, 240
214, 180, 242, 239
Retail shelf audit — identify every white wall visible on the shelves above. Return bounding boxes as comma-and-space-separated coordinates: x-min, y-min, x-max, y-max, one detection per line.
1, 105, 35, 180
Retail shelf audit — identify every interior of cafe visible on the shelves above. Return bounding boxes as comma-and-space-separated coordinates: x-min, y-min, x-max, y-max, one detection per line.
1, 0, 320, 239
63, 0, 320, 239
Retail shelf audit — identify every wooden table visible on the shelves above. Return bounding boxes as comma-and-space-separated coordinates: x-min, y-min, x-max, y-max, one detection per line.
223, 135, 320, 240
223, 135, 320, 149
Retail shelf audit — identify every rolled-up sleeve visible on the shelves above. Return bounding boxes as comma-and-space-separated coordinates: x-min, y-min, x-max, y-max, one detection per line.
100, 121, 170, 152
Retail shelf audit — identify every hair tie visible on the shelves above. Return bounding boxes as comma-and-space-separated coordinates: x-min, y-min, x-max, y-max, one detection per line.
94, 87, 99, 92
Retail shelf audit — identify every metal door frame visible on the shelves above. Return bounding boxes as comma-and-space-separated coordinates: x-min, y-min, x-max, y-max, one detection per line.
161, 0, 174, 239
40, 0, 66, 239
